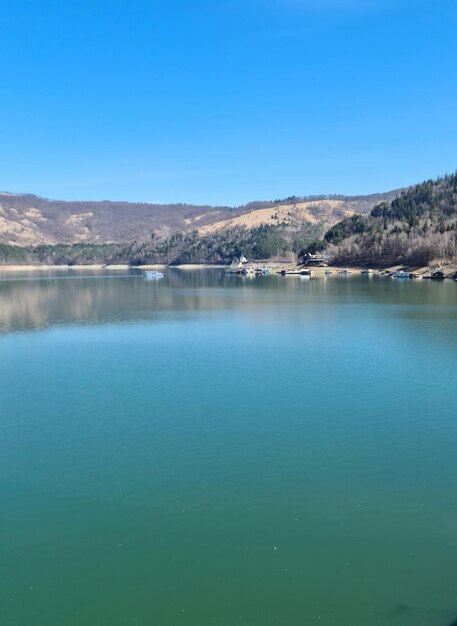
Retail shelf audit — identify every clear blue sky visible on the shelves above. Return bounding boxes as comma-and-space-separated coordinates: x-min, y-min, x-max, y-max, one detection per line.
1, 0, 456, 205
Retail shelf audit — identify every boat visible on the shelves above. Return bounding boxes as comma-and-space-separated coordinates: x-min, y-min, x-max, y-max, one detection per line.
338, 269, 352, 275
242, 266, 255, 276
280, 269, 311, 276
324, 270, 333, 275
409, 273, 423, 279
280, 269, 299, 276
361, 269, 374, 274
143, 270, 163, 279
391, 271, 410, 279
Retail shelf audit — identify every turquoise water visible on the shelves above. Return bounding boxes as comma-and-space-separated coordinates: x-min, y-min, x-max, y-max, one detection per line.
1, 270, 457, 626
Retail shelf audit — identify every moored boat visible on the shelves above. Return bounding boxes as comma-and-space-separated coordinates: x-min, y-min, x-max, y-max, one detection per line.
242, 266, 255, 275
391, 271, 410, 279
143, 270, 164, 279
280, 269, 312, 276
280, 269, 299, 276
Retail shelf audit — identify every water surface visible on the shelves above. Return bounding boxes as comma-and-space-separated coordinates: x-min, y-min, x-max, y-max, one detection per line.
1, 270, 457, 626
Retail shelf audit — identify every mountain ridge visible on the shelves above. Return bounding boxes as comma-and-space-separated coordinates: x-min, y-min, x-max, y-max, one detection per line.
0, 189, 402, 248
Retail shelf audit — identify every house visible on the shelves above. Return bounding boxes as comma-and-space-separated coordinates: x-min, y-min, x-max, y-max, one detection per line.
304, 252, 331, 266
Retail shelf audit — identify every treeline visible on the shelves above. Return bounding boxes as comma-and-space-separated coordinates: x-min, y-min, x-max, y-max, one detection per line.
313, 173, 457, 266
0, 243, 29, 264
0, 243, 125, 266
0, 222, 324, 266
125, 223, 323, 265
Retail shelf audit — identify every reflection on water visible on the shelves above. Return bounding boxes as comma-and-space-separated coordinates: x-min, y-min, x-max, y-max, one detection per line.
1, 270, 457, 626
1, 269, 456, 333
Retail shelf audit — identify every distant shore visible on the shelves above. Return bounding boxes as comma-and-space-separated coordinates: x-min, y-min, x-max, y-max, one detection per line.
0, 263, 368, 274
1, 262, 456, 278
0, 263, 223, 272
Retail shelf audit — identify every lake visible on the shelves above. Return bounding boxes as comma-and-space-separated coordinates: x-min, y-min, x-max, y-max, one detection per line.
1, 269, 457, 626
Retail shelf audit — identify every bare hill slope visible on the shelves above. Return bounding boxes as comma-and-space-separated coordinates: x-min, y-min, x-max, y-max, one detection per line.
0, 190, 401, 246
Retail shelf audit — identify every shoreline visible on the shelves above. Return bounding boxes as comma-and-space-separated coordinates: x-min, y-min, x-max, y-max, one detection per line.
0, 263, 223, 272
0, 262, 456, 278
0, 263, 370, 273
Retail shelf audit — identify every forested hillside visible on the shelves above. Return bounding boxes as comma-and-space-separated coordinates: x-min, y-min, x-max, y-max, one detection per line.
0, 222, 321, 266
322, 173, 457, 266
0, 189, 401, 265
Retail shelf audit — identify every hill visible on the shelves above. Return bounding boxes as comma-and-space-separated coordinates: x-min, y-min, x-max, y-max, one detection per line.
0, 189, 401, 265
0, 193, 233, 246
322, 173, 457, 267
197, 193, 400, 236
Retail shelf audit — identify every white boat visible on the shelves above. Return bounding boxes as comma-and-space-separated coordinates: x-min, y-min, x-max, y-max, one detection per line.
280, 269, 299, 276
361, 269, 374, 274
280, 269, 311, 276
338, 269, 352, 275
255, 267, 270, 275
242, 266, 255, 275
143, 271, 163, 279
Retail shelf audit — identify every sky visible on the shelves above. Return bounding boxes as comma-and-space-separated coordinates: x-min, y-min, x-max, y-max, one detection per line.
0, 0, 456, 206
